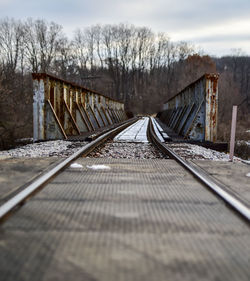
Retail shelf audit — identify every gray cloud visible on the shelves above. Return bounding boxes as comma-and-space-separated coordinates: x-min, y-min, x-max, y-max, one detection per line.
193, 34, 250, 44
0, 0, 250, 55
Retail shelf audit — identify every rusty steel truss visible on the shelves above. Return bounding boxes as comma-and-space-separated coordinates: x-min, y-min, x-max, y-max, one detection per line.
159, 74, 219, 142
32, 73, 127, 141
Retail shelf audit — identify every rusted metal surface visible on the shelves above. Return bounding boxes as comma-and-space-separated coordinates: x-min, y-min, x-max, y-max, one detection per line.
32, 73, 126, 141
160, 74, 219, 142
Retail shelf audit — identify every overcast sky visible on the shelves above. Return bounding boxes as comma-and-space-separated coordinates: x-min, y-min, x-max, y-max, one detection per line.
0, 0, 250, 57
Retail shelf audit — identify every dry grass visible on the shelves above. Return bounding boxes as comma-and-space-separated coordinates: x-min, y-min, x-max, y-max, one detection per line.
235, 141, 250, 160
217, 119, 250, 142
217, 119, 250, 160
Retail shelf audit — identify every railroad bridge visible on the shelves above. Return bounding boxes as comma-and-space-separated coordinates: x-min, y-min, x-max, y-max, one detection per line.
32, 72, 219, 143
0, 72, 250, 281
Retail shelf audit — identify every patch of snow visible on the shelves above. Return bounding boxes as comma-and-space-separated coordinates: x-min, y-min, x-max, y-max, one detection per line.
86, 165, 111, 170
246, 173, 250, 177
237, 140, 250, 146
70, 163, 83, 168
114, 117, 149, 143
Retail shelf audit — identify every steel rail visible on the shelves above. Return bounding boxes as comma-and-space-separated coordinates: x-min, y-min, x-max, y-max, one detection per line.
0, 118, 138, 221
148, 117, 250, 221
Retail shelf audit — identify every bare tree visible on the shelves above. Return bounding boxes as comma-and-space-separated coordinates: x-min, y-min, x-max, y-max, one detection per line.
72, 29, 90, 83
23, 18, 63, 73
53, 36, 73, 79
0, 18, 24, 74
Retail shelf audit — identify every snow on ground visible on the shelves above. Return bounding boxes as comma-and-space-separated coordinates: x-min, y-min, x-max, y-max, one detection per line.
114, 117, 149, 143
238, 140, 250, 146
0, 140, 87, 158
166, 143, 240, 161
86, 165, 111, 170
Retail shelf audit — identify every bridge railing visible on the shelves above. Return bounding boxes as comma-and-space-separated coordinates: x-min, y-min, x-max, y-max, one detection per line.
32, 73, 127, 141
159, 74, 219, 142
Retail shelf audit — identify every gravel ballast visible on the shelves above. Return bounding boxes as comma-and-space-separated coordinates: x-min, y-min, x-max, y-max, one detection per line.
88, 141, 168, 159
0, 140, 88, 158
0, 139, 240, 162
166, 143, 234, 161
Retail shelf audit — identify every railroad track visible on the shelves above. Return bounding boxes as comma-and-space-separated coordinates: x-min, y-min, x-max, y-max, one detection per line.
0, 116, 249, 223
1, 116, 250, 281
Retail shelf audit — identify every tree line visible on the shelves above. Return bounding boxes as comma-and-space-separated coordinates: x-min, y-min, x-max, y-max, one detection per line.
0, 18, 249, 148
0, 18, 199, 108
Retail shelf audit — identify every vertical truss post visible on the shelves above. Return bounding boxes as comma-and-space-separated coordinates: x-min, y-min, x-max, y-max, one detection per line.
229, 106, 238, 161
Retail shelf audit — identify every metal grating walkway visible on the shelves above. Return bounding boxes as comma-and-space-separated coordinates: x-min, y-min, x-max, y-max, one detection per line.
0, 158, 249, 281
